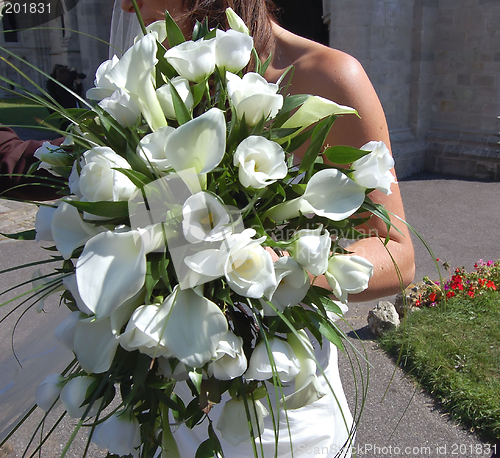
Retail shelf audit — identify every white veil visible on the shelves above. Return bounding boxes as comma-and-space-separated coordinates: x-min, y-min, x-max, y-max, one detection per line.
109, 0, 142, 58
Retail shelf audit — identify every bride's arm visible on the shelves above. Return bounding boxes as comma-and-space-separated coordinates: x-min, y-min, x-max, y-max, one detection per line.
289, 47, 416, 301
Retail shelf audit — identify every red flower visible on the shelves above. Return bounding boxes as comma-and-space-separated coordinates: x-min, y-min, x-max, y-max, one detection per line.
446, 291, 455, 298
486, 280, 497, 290
428, 292, 437, 302
467, 291, 475, 298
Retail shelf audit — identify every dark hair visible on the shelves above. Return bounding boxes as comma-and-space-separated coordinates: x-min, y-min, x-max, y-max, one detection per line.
181, 0, 277, 59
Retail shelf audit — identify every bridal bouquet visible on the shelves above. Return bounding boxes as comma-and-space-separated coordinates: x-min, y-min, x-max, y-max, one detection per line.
1, 7, 397, 458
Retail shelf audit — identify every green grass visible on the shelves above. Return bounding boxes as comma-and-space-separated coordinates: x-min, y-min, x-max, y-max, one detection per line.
0, 97, 53, 127
379, 291, 500, 442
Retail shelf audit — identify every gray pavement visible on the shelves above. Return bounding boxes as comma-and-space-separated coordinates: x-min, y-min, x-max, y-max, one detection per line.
0, 173, 499, 457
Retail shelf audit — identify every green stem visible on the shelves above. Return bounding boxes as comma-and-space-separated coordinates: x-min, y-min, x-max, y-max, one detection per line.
161, 386, 181, 458
131, 0, 148, 37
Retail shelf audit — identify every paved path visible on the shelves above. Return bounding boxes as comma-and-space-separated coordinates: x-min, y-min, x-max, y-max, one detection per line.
0, 173, 499, 457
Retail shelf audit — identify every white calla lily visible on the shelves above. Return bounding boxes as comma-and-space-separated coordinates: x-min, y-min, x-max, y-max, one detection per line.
35, 373, 64, 412
227, 72, 283, 126
165, 38, 216, 83
156, 76, 194, 120
98, 88, 141, 127
351, 141, 396, 195
245, 337, 301, 382
73, 316, 120, 374
215, 29, 253, 73
163, 108, 226, 174
144, 20, 167, 44
217, 398, 268, 446
51, 200, 101, 259
107, 32, 167, 131
260, 257, 310, 316
157, 358, 190, 381
225, 7, 250, 34
75, 230, 147, 319
91, 410, 141, 457
54, 310, 86, 350
289, 225, 331, 276
86, 55, 120, 101
207, 331, 247, 380
161, 287, 228, 367
281, 95, 357, 131
119, 303, 173, 358
182, 191, 232, 243
137, 126, 175, 171
31, 268, 65, 312
35, 205, 56, 243
62, 274, 93, 314
283, 330, 327, 410
233, 136, 287, 189
183, 247, 226, 289
266, 169, 366, 222
60, 376, 103, 419
325, 254, 374, 303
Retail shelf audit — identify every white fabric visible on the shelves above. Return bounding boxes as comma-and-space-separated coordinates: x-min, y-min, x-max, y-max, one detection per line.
109, 0, 141, 58
173, 342, 354, 458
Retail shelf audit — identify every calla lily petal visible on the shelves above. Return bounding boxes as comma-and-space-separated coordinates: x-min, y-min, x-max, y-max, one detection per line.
266, 169, 365, 222
91, 410, 141, 457
35, 205, 56, 243
162, 287, 228, 367
281, 95, 357, 130
74, 316, 120, 374
283, 330, 327, 410
76, 231, 147, 319
217, 398, 268, 446
107, 33, 167, 131
52, 201, 101, 259
164, 108, 226, 174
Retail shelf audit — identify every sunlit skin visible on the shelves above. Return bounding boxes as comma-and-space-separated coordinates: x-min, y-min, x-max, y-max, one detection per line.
121, 0, 416, 301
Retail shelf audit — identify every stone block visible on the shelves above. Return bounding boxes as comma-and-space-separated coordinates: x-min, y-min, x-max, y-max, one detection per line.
456, 74, 471, 86
472, 75, 496, 87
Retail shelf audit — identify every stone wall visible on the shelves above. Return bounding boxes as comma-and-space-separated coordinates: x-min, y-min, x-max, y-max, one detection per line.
323, 0, 500, 180
0, 0, 112, 99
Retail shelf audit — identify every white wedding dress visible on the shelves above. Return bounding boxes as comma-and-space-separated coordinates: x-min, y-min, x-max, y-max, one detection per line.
109, 5, 354, 457
173, 341, 354, 458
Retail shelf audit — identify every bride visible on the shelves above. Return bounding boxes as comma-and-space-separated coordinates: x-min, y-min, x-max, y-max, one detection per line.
111, 0, 415, 457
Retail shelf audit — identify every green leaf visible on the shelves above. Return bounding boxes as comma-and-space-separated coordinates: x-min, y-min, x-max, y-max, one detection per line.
259, 53, 272, 76
0, 229, 35, 240
112, 168, 152, 188
305, 310, 344, 351
268, 127, 301, 140
157, 50, 178, 80
286, 127, 314, 154
191, 81, 207, 108
195, 439, 216, 458
63, 200, 129, 219
126, 148, 155, 181
165, 10, 186, 47
324, 145, 369, 165
132, 353, 153, 386
272, 94, 309, 128
299, 114, 336, 174
192, 18, 210, 41
185, 398, 204, 429
170, 79, 192, 125
154, 389, 182, 411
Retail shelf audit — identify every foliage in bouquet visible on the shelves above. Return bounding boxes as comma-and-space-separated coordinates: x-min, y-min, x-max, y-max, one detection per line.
415, 259, 499, 308
0, 7, 400, 458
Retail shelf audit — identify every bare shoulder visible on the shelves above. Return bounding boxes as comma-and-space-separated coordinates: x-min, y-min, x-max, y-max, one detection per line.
269, 27, 389, 149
